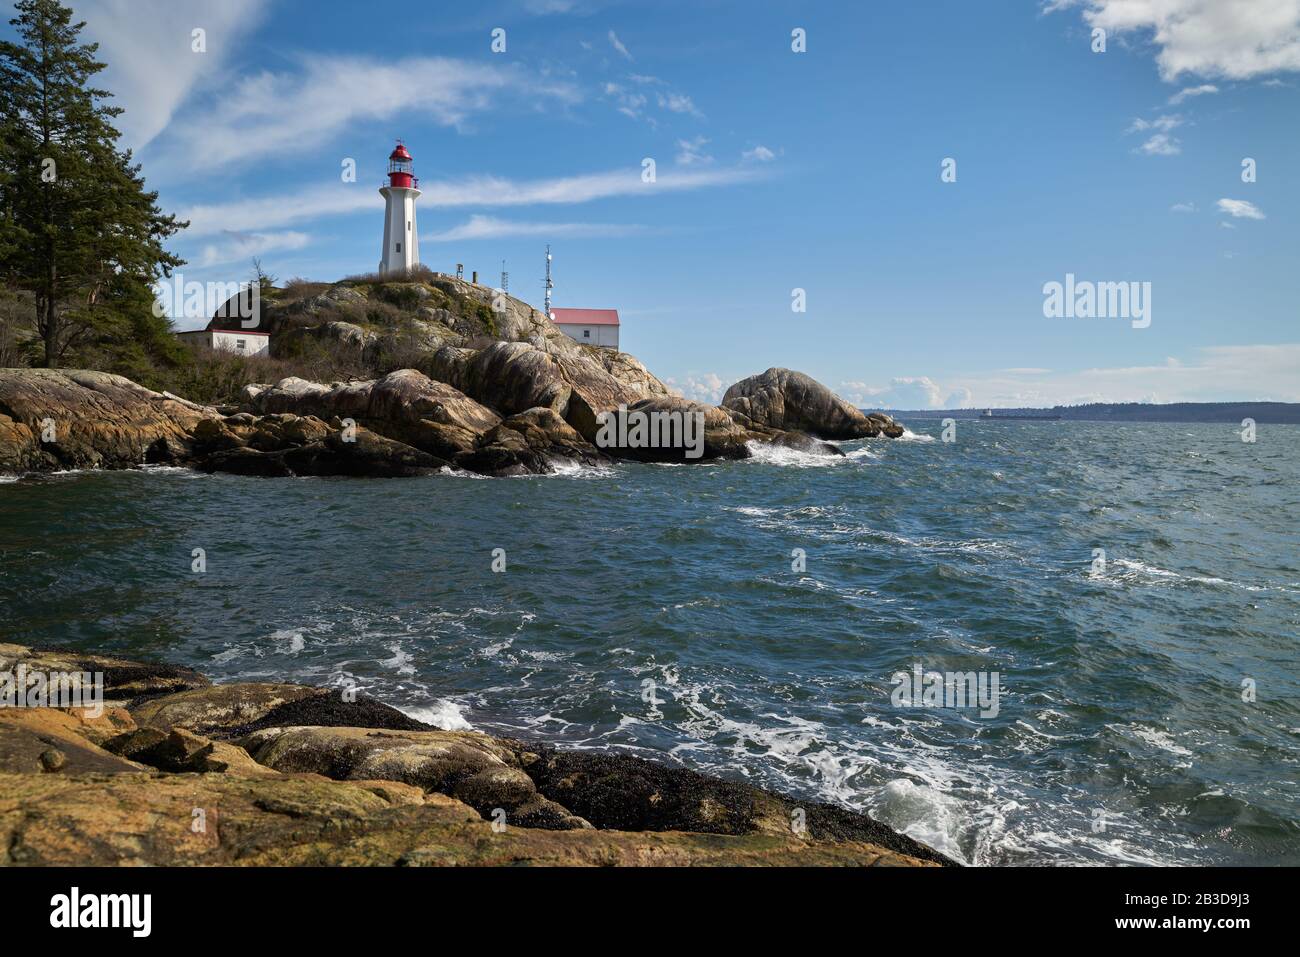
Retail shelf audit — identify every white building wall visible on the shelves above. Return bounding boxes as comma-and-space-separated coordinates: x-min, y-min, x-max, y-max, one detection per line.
177, 330, 269, 357
555, 323, 619, 350
211, 331, 269, 357
379, 185, 421, 274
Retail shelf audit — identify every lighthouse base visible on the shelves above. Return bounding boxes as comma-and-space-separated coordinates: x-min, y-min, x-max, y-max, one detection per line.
378, 185, 421, 275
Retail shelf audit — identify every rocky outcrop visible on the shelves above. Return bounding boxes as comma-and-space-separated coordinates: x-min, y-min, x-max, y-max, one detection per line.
1, 276, 910, 478
0, 645, 953, 867
592, 395, 752, 462
0, 368, 209, 473
723, 367, 905, 439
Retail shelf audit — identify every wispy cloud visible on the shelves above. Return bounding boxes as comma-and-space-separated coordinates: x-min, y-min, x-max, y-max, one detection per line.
675, 136, 713, 167
424, 215, 643, 242
742, 144, 776, 162
1170, 201, 1197, 212
1047, 0, 1300, 81
604, 81, 648, 118
179, 163, 773, 237
608, 29, 633, 61
1127, 114, 1183, 133
160, 55, 580, 172
1137, 133, 1181, 155
849, 344, 1300, 407
1127, 114, 1184, 155
199, 230, 311, 267
77, 0, 267, 150
1217, 198, 1266, 219
656, 91, 703, 117
1168, 83, 1219, 104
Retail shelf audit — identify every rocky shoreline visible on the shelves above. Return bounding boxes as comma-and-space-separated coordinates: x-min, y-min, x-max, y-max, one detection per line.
0, 643, 954, 866
0, 275, 902, 479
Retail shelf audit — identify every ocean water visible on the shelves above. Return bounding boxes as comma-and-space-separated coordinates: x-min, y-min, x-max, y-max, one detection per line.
2, 421, 1297, 866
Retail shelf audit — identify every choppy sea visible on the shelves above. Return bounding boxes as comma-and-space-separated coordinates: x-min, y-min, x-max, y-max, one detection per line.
2, 420, 1297, 865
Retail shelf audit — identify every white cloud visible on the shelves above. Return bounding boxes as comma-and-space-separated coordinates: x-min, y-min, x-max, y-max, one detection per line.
608, 30, 633, 61
860, 344, 1300, 406
424, 215, 642, 242
179, 163, 771, 238
1168, 82, 1219, 103
656, 91, 703, 117
160, 55, 580, 172
75, 0, 267, 150
839, 376, 946, 410
675, 136, 713, 167
944, 387, 975, 409
667, 373, 726, 405
742, 145, 776, 162
1126, 114, 1184, 154
1170, 201, 1197, 212
1137, 132, 1182, 155
1127, 114, 1183, 132
604, 82, 648, 118
198, 230, 311, 268
1049, 0, 1300, 81
524, 0, 580, 12
1217, 197, 1266, 219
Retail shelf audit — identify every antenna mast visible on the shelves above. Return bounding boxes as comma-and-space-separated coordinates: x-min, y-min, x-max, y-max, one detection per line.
543, 244, 553, 317
501, 259, 508, 297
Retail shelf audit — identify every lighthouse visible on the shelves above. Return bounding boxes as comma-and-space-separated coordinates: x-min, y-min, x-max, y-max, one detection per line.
378, 141, 421, 274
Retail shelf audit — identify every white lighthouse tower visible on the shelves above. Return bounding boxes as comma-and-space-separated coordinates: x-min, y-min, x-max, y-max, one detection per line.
378, 141, 421, 274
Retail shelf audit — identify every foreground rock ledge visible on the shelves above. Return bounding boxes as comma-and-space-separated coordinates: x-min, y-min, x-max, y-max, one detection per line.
0, 644, 953, 867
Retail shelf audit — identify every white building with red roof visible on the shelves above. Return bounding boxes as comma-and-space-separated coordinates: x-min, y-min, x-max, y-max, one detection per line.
550, 307, 620, 350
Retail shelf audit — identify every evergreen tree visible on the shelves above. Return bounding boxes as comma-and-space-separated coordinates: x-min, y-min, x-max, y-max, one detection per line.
0, 0, 186, 367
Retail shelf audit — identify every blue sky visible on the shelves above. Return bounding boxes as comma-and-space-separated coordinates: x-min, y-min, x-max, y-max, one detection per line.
34, 0, 1300, 405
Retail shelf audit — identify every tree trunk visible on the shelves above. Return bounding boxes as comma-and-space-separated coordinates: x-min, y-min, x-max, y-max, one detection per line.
42, 241, 57, 368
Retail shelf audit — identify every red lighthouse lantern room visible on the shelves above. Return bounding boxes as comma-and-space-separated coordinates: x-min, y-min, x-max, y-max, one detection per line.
387, 142, 417, 189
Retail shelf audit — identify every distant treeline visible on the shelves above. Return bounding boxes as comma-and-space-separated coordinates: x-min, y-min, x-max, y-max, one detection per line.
882, 402, 1300, 424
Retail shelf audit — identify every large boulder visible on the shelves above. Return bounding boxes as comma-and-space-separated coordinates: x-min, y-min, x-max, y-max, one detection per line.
427, 340, 672, 444
722, 368, 903, 439
245, 370, 499, 465
0, 369, 216, 473
237, 725, 590, 830
592, 395, 752, 462
250, 369, 500, 434
456, 406, 605, 477
0, 643, 210, 700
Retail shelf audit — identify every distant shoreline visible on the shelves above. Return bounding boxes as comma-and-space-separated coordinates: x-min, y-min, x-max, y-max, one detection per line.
876, 401, 1300, 425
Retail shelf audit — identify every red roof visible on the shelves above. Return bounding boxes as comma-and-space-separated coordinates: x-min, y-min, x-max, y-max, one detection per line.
551, 308, 620, 326
390, 142, 412, 161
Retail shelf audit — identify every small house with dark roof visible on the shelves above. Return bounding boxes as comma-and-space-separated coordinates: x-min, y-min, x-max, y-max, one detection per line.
175, 285, 269, 356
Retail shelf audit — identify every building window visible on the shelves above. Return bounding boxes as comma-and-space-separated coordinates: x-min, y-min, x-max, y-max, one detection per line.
583, 330, 590, 338
407, 220, 411, 231
396, 242, 402, 252
236, 340, 247, 351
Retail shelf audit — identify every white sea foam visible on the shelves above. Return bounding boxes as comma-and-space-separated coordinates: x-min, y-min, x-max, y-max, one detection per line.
274, 629, 306, 655
1104, 559, 1270, 592
380, 643, 415, 674
742, 441, 852, 468
870, 778, 972, 863
401, 700, 472, 731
